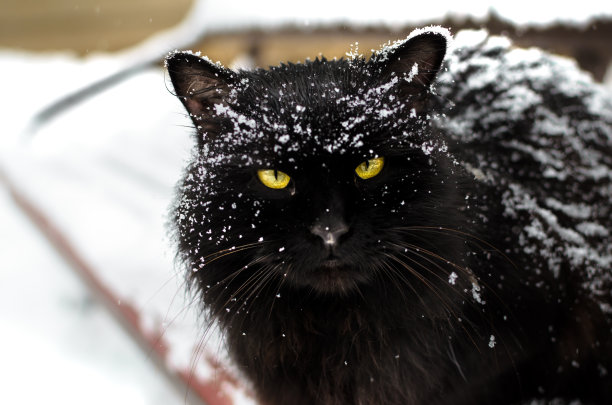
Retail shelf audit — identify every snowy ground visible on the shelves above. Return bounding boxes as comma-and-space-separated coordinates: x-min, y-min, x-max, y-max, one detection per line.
0, 52, 250, 404
0, 186, 183, 405
1, 3, 612, 404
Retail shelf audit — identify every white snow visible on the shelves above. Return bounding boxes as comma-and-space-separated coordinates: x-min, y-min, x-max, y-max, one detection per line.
0, 51, 254, 404
0, 188, 186, 405
471, 282, 485, 305
488, 335, 496, 348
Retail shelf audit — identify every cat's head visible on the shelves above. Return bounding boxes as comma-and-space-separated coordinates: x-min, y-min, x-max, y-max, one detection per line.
167, 29, 467, 312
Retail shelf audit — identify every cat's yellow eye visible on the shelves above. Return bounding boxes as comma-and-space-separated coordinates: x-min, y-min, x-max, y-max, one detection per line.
257, 169, 291, 189
355, 157, 385, 180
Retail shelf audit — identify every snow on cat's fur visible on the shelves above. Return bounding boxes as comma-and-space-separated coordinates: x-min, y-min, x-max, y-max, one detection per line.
167, 28, 612, 405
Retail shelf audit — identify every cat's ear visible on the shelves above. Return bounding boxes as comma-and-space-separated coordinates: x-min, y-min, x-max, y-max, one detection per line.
374, 30, 448, 108
166, 52, 233, 135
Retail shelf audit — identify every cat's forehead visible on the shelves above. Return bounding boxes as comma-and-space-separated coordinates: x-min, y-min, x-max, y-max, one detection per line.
206, 60, 430, 168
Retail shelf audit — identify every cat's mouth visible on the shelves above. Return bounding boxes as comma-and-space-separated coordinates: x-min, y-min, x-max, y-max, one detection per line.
281, 249, 371, 294
298, 255, 367, 294
320, 257, 342, 269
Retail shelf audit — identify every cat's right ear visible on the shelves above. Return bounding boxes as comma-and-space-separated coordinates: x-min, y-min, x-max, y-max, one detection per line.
166, 52, 233, 136
372, 30, 448, 111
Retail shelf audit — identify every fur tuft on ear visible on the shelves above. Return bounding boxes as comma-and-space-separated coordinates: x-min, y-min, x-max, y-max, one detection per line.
373, 28, 449, 107
166, 52, 234, 137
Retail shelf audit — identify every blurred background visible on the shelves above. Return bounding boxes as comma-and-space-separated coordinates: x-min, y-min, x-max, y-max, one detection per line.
1, 1, 611, 404
2, 0, 612, 78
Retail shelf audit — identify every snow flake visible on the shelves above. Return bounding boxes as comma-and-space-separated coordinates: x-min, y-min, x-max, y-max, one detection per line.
471, 282, 485, 305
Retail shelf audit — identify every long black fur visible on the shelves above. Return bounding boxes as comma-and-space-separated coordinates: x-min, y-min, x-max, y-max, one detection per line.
166, 29, 612, 404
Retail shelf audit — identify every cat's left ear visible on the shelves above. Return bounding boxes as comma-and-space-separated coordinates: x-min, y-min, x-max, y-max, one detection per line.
166, 52, 234, 136
373, 30, 448, 108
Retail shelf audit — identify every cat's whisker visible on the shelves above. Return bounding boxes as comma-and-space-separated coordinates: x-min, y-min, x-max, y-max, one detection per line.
226, 260, 278, 306
390, 242, 467, 284
388, 228, 473, 273
223, 267, 272, 320
351, 279, 366, 301
379, 260, 427, 309
202, 240, 271, 260
175, 124, 196, 130
383, 251, 478, 333
230, 257, 275, 296
234, 264, 279, 327
395, 226, 518, 271
391, 239, 475, 282
187, 243, 275, 320
387, 244, 488, 325
393, 239, 507, 309
389, 239, 518, 356
385, 252, 483, 353
267, 262, 290, 321
208, 254, 275, 319
148, 270, 187, 306
143, 268, 191, 334
382, 252, 454, 316
143, 254, 215, 349
149, 281, 228, 403
390, 243, 489, 322
209, 253, 273, 292
199, 241, 270, 267
186, 330, 211, 403
390, 234, 519, 328
141, 284, 202, 369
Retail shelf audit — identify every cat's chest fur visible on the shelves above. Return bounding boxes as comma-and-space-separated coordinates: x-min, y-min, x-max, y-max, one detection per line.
167, 28, 612, 405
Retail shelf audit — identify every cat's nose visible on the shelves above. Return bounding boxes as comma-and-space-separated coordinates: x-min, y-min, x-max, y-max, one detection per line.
310, 221, 349, 247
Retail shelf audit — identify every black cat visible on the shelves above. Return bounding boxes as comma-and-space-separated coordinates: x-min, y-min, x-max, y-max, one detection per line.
166, 28, 612, 405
